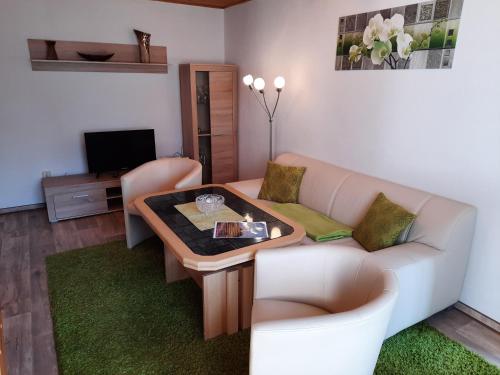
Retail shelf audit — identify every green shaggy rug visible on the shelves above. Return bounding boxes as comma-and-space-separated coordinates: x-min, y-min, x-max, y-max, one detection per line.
46, 239, 499, 375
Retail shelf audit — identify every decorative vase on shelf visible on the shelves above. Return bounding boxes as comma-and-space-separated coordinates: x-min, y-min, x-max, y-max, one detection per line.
45, 40, 58, 60
133, 29, 151, 63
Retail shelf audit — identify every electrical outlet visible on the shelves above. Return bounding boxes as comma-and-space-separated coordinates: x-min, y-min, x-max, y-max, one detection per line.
42, 170, 52, 178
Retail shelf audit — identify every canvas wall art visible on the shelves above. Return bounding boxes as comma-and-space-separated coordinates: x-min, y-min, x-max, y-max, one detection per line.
335, 0, 464, 71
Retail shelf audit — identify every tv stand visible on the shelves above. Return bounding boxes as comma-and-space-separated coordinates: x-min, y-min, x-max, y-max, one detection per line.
42, 172, 124, 223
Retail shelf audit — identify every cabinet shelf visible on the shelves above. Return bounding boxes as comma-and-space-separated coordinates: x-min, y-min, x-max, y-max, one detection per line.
106, 187, 123, 200
106, 194, 123, 199
107, 197, 124, 211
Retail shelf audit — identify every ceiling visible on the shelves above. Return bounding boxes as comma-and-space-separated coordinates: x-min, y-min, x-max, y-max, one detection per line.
154, 0, 250, 9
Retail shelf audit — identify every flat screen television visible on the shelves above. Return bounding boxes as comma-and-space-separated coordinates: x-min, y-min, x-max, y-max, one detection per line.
84, 129, 156, 176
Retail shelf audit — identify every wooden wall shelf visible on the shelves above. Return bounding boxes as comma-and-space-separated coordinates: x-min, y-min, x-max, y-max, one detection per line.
27, 39, 168, 74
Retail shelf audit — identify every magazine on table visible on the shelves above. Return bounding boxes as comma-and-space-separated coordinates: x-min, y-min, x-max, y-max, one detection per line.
213, 221, 269, 239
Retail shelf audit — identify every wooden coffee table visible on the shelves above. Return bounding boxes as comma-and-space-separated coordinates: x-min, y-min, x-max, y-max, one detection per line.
134, 184, 305, 340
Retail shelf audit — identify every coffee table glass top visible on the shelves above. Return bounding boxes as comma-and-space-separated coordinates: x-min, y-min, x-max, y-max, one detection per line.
145, 186, 294, 256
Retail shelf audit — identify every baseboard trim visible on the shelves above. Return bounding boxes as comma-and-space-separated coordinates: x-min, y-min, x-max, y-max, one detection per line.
0, 203, 45, 215
0, 311, 7, 375
455, 302, 500, 333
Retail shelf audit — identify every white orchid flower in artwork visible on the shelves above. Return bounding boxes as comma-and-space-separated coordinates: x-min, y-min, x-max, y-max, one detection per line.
371, 40, 393, 65
384, 13, 405, 40
363, 26, 377, 49
349, 45, 363, 63
363, 14, 386, 49
397, 32, 414, 59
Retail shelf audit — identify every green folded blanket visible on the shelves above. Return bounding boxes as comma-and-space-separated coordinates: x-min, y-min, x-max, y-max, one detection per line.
272, 203, 353, 242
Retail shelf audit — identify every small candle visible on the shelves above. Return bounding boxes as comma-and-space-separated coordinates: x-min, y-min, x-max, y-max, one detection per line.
244, 214, 253, 222
270, 227, 282, 239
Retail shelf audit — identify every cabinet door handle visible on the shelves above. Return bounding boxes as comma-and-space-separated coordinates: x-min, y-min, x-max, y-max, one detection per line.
73, 194, 89, 199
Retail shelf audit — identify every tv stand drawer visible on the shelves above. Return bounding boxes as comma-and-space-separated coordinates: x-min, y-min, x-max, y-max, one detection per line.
54, 188, 107, 220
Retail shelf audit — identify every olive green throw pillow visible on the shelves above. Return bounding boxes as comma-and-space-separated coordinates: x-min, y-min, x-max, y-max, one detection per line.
353, 193, 416, 252
258, 162, 306, 203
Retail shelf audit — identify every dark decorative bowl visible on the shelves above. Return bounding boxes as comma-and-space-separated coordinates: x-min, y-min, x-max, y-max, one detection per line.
77, 52, 115, 62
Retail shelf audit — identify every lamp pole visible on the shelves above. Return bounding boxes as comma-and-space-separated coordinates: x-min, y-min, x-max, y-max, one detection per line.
269, 118, 273, 161
243, 75, 285, 161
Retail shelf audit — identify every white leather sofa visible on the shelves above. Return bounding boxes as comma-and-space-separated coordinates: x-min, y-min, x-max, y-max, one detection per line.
228, 153, 477, 337
250, 246, 399, 375
121, 158, 202, 249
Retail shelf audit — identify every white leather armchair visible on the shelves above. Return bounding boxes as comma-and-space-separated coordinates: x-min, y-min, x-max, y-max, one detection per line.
250, 245, 399, 375
121, 158, 202, 248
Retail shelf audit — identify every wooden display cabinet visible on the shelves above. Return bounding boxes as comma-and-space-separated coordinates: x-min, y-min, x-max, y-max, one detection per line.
179, 64, 238, 184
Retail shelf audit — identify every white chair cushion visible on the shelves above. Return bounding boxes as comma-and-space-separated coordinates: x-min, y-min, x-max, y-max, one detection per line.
252, 299, 329, 325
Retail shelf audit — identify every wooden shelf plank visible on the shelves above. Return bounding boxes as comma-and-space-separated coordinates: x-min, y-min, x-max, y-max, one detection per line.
28, 38, 168, 74
31, 59, 168, 73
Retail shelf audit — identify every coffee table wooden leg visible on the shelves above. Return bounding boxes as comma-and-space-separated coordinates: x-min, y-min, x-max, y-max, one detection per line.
239, 264, 254, 330
226, 269, 239, 335
203, 270, 227, 340
164, 245, 189, 284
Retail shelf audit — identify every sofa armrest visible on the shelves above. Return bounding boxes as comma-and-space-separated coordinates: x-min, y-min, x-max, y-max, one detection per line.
226, 178, 264, 199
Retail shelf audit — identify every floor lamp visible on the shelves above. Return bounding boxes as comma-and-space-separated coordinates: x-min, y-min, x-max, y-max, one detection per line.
242, 74, 285, 161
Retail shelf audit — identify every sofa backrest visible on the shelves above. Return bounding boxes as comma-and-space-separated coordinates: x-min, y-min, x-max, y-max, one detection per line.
274, 153, 476, 252
274, 153, 353, 216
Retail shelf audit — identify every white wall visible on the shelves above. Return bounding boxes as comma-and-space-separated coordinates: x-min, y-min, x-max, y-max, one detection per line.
225, 0, 500, 321
0, 0, 224, 208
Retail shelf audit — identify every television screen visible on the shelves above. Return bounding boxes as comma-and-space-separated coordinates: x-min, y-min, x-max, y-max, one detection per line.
84, 129, 156, 175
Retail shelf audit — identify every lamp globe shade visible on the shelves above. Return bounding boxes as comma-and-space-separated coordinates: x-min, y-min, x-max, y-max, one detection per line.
253, 78, 266, 91
243, 74, 254, 86
274, 76, 286, 90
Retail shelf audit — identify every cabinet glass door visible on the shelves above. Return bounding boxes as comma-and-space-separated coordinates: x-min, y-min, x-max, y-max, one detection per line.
196, 71, 212, 183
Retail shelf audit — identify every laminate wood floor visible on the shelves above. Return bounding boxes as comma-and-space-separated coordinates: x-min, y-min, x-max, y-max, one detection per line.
0, 208, 498, 374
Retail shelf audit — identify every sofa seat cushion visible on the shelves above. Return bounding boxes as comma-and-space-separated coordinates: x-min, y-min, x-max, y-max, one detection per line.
255, 199, 274, 208
252, 299, 329, 325
301, 237, 364, 249
127, 201, 141, 216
